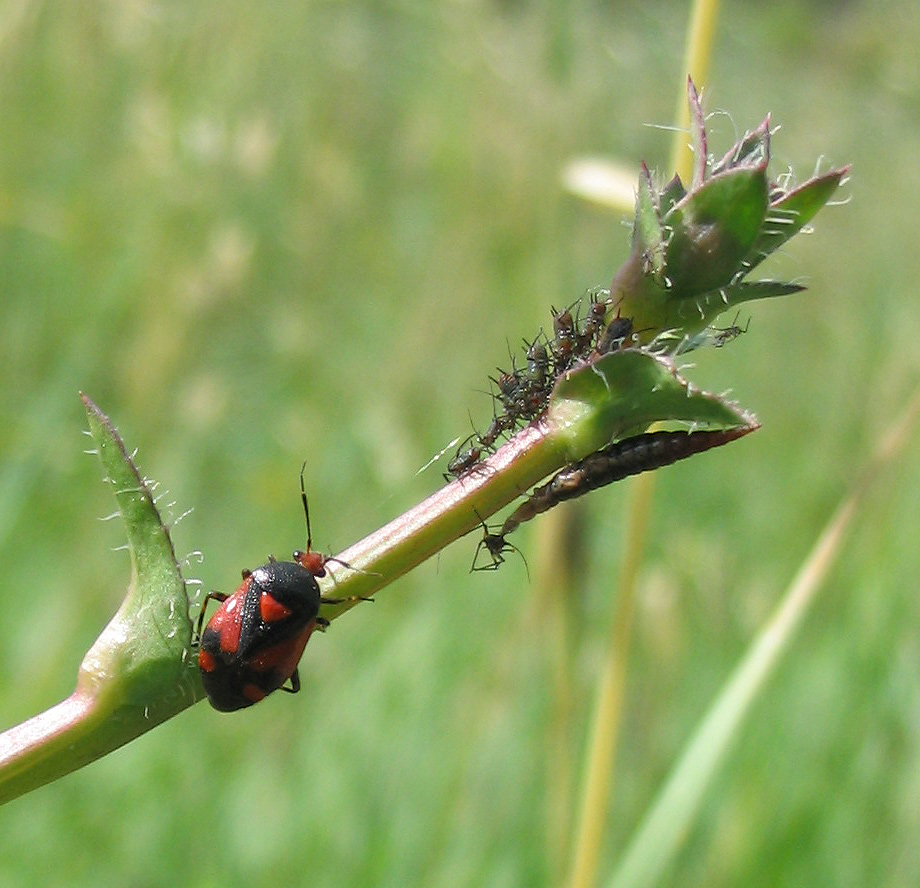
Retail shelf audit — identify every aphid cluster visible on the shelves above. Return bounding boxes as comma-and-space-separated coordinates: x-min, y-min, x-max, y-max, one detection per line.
472, 426, 757, 572
447, 293, 635, 478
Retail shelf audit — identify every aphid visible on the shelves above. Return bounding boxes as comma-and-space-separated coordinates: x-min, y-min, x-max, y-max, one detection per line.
492, 369, 523, 416
446, 436, 484, 479
550, 306, 578, 373
447, 298, 635, 480
512, 339, 553, 417
195, 466, 368, 711
577, 298, 610, 354
712, 313, 750, 347
524, 340, 550, 387
478, 412, 517, 453
470, 511, 529, 578
596, 315, 634, 355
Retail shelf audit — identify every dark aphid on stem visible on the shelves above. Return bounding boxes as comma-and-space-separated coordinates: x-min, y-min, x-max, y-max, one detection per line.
494, 426, 758, 541
491, 369, 524, 416
524, 339, 551, 388
577, 297, 610, 355
446, 435, 484, 480
478, 411, 517, 453
550, 305, 579, 374
470, 511, 529, 578
596, 315, 635, 355
468, 371, 525, 455
513, 338, 554, 418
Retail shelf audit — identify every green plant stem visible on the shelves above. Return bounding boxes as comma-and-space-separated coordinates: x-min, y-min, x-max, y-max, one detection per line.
324, 349, 748, 616
319, 420, 566, 617
0, 420, 565, 805
672, 0, 720, 181
2, 340, 748, 805
0, 396, 197, 804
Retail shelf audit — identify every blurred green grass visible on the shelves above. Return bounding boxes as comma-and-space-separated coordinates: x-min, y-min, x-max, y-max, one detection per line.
1, 1, 919, 886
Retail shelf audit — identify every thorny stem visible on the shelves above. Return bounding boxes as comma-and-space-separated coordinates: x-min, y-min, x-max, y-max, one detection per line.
318, 420, 566, 619
0, 417, 569, 805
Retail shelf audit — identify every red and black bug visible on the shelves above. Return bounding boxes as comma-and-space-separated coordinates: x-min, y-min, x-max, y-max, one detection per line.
195, 467, 365, 712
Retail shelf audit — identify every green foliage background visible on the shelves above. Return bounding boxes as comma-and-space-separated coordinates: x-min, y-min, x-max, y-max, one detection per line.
1, 2, 919, 885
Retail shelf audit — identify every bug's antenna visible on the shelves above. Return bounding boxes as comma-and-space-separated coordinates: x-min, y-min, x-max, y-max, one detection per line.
300, 461, 313, 554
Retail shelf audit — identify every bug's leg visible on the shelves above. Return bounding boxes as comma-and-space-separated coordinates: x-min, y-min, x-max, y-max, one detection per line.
470, 533, 504, 572
319, 555, 381, 586
279, 668, 301, 694
194, 591, 229, 645
319, 594, 374, 606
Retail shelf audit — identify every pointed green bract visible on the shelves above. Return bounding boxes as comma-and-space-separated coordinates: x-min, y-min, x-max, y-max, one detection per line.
79, 395, 199, 713
612, 79, 847, 348
0, 397, 202, 805
658, 174, 687, 216
745, 168, 849, 270
687, 78, 707, 190
711, 116, 771, 175
547, 349, 756, 464
634, 164, 667, 284
664, 165, 768, 297
714, 279, 806, 306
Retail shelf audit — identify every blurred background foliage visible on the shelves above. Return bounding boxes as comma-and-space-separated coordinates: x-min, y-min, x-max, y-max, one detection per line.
1, 1, 919, 886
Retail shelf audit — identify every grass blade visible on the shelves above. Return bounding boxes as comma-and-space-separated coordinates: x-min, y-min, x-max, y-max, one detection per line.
608, 386, 920, 888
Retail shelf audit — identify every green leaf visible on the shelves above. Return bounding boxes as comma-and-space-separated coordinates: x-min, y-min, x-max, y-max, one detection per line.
663, 165, 769, 298
78, 394, 198, 712
0, 396, 200, 806
634, 163, 667, 284
745, 167, 850, 269
606, 87, 846, 349
689, 280, 806, 325
658, 174, 687, 216
547, 349, 755, 462
614, 164, 772, 339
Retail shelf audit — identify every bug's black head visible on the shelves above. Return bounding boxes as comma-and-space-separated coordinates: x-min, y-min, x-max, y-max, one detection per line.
250, 560, 322, 615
